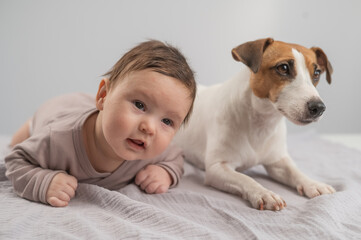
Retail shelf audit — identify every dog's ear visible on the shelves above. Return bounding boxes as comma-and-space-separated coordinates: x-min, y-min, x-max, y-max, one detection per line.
232, 38, 274, 73
311, 47, 333, 84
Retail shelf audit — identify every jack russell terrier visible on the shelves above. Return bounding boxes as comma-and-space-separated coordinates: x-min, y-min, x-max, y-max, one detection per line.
174, 38, 335, 211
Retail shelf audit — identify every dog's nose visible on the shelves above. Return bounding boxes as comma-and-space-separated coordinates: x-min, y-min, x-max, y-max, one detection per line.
307, 101, 326, 118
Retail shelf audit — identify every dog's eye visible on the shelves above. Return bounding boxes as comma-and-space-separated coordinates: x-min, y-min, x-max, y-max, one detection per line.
313, 69, 321, 83
276, 63, 290, 76
314, 69, 321, 78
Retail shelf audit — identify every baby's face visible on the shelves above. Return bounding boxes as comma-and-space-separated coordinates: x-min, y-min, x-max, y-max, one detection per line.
101, 69, 192, 161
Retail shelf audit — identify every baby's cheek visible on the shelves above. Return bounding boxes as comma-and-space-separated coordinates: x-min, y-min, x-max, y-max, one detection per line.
153, 134, 174, 155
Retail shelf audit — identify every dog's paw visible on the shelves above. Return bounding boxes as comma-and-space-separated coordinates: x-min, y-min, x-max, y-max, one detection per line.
296, 181, 336, 198
248, 190, 286, 211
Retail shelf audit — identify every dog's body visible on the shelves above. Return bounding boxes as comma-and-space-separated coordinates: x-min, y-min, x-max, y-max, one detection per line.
173, 38, 335, 211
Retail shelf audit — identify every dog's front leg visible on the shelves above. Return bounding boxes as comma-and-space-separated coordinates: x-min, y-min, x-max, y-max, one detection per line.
264, 157, 336, 198
205, 162, 286, 211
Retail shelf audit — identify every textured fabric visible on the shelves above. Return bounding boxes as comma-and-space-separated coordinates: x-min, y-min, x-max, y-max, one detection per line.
1, 132, 361, 239
4, 93, 184, 204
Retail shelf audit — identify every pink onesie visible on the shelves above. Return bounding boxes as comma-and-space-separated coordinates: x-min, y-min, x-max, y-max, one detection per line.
5, 93, 184, 204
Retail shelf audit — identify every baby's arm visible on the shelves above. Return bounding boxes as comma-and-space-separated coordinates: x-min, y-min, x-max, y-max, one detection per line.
46, 172, 78, 207
5, 151, 64, 204
6, 149, 78, 207
5, 131, 78, 206
134, 144, 185, 194
135, 165, 172, 194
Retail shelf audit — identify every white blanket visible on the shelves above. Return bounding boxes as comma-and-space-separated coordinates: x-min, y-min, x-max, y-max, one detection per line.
1, 133, 360, 239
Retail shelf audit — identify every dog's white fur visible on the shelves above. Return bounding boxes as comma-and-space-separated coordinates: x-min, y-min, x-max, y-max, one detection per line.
174, 38, 335, 211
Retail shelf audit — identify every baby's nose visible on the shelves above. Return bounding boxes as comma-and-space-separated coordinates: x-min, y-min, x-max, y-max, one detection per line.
139, 119, 155, 135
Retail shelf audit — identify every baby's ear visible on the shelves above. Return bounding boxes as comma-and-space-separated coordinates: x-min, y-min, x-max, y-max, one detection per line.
96, 78, 110, 110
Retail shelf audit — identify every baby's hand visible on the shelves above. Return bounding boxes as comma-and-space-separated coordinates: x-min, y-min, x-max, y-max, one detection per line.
46, 172, 78, 207
135, 165, 172, 194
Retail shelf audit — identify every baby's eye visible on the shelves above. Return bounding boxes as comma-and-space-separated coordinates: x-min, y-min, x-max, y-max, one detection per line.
162, 118, 173, 126
134, 101, 146, 111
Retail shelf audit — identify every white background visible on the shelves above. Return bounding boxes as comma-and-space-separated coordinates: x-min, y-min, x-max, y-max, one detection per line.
1, 0, 360, 134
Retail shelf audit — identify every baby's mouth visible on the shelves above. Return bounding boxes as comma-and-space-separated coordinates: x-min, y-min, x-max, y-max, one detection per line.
127, 138, 146, 149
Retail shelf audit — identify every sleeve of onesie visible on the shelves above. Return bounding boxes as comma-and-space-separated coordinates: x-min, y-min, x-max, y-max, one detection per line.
153, 144, 185, 188
5, 130, 65, 204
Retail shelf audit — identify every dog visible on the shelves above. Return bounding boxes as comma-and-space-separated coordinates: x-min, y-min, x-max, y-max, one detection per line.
173, 38, 335, 211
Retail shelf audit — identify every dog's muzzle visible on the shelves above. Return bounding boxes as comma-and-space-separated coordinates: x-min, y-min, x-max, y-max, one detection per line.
307, 101, 326, 119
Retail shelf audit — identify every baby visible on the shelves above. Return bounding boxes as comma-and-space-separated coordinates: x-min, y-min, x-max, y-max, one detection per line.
5, 40, 196, 207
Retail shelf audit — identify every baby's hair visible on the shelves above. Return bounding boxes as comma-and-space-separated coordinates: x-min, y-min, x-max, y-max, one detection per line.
104, 40, 196, 124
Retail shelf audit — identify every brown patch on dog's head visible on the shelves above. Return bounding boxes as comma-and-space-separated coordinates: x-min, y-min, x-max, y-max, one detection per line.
311, 47, 333, 84
232, 38, 274, 73
246, 40, 297, 102
290, 44, 332, 86
232, 39, 333, 102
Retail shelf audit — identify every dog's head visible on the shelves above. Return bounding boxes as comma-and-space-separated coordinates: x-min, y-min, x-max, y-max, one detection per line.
232, 38, 333, 125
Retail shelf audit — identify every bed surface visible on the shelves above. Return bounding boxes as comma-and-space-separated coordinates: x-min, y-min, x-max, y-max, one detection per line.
1, 132, 361, 239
